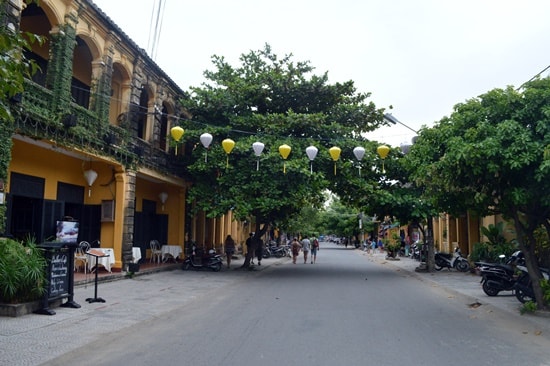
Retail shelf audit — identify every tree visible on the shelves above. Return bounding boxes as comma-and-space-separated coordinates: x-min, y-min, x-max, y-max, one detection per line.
178, 44, 389, 266
405, 79, 550, 308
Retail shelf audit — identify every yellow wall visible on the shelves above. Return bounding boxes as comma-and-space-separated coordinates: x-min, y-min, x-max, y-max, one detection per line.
134, 177, 182, 246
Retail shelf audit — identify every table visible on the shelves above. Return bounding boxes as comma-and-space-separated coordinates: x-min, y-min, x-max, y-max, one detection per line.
132, 247, 142, 263
87, 248, 115, 272
161, 245, 182, 262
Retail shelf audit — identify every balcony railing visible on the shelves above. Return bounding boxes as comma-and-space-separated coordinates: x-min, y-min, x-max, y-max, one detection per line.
14, 79, 185, 178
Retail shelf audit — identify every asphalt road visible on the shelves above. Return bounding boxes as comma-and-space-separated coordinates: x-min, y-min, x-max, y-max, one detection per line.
41, 243, 550, 366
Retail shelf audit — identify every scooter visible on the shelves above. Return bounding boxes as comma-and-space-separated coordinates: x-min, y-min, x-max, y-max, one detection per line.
269, 245, 288, 258
434, 247, 470, 272
181, 249, 223, 272
475, 251, 523, 296
514, 263, 550, 303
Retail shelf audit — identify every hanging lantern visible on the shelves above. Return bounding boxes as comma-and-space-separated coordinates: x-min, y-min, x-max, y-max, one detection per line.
377, 145, 390, 173
279, 144, 291, 174
305, 145, 318, 174
200, 133, 213, 162
170, 126, 184, 155
83, 168, 98, 197
329, 146, 341, 175
252, 141, 265, 171
159, 192, 168, 211
222, 138, 235, 168
353, 146, 366, 176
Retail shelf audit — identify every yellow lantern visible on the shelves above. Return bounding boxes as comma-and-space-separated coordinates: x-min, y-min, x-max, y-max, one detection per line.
279, 144, 291, 174
170, 126, 184, 155
329, 146, 341, 175
377, 145, 390, 173
222, 138, 235, 168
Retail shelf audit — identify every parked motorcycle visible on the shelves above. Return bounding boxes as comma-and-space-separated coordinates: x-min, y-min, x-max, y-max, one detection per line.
434, 247, 470, 272
410, 241, 425, 261
262, 244, 272, 259
475, 251, 523, 296
514, 263, 550, 303
269, 245, 288, 258
181, 250, 222, 272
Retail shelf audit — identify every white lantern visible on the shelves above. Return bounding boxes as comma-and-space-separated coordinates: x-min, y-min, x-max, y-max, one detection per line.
83, 169, 98, 197
353, 146, 366, 176
252, 142, 265, 170
200, 133, 213, 162
305, 146, 318, 174
353, 146, 365, 161
159, 192, 168, 211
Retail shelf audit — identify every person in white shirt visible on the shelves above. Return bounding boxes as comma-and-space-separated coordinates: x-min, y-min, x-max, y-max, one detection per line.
301, 236, 311, 264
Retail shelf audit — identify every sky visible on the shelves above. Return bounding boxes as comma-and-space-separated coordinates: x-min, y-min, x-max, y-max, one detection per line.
92, 0, 550, 147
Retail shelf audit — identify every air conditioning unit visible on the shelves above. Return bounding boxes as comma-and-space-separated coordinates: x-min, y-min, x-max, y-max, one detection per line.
101, 200, 115, 222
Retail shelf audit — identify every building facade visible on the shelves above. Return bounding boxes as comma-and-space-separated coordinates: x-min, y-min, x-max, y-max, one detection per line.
3, 0, 242, 271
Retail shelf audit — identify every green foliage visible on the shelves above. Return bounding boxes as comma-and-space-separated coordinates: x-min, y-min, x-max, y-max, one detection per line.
314, 198, 360, 238
180, 44, 387, 229
541, 279, 550, 305
0, 5, 43, 121
0, 237, 46, 304
520, 301, 537, 315
383, 233, 402, 258
469, 223, 517, 263
404, 77, 550, 303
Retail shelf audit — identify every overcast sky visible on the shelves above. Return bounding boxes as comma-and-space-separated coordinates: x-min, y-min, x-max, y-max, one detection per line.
92, 0, 550, 147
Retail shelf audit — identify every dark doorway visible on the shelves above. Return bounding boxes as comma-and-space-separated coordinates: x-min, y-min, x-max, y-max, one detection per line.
133, 199, 168, 262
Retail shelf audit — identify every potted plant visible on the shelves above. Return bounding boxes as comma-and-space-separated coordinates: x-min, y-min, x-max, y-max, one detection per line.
0, 237, 46, 306
384, 233, 402, 260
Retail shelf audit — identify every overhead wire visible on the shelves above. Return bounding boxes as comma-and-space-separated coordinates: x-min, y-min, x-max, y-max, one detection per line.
146, 0, 166, 61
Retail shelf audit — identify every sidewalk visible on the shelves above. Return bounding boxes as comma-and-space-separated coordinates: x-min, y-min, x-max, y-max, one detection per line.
0, 254, 280, 366
357, 248, 550, 327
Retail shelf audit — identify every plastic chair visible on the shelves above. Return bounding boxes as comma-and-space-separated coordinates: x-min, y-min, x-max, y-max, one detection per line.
150, 240, 162, 264
75, 241, 90, 273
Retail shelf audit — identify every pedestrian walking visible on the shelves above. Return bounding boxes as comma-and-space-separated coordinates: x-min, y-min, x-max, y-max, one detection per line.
291, 237, 301, 264
224, 234, 236, 268
301, 236, 311, 264
246, 233, 254, 264
255, 236, 263, 266
310, 236, 319, 263
370, 238, 377, 255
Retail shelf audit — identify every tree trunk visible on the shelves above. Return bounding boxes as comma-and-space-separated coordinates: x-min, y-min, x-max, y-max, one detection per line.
513, 218, 546, 309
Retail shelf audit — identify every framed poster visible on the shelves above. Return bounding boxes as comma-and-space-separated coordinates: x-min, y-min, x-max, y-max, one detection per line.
55, 220, 79, 243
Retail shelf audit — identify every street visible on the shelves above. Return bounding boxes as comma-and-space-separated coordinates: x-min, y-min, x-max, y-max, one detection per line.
26, 243, 550, 365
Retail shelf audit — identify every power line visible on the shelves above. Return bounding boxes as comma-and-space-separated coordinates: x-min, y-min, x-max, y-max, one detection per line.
517, 64, 550, 90
147, 0, 166, 61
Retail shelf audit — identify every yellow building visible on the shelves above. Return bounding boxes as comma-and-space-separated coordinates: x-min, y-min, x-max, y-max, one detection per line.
3, 0, 241, 271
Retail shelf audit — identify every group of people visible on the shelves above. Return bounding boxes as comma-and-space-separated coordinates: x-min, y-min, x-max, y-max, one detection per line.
222, 233, 321, 268
222, 232, 266, 268
291, 236, 320, 264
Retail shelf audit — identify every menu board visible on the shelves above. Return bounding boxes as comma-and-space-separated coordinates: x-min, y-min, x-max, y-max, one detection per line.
48, 251, 69, 299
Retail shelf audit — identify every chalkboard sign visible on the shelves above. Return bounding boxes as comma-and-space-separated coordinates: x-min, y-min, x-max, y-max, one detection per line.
48, 252, 70, 299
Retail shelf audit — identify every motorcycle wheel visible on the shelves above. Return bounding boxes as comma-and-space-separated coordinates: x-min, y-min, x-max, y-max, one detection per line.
456, 260, 470, 272
515, 288, 535, 303
182, 262, 190, 270
211, 262, 222, 272
482, 281, 500, 296
434, 260, 444, 271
